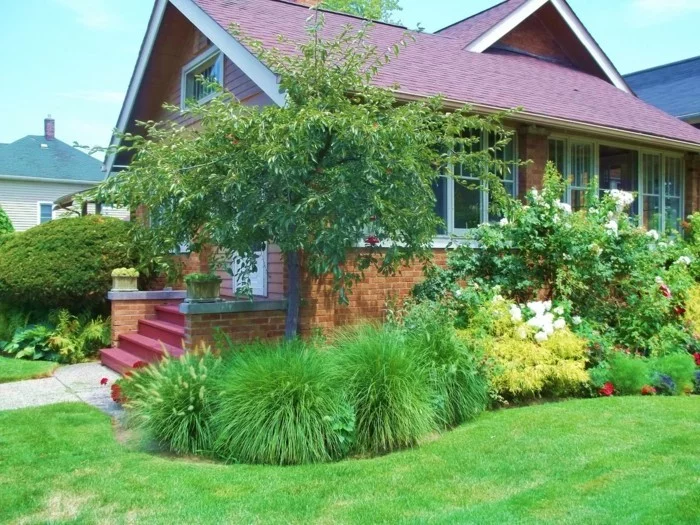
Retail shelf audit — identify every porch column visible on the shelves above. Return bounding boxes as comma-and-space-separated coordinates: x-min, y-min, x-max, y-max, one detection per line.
685, 153, 700, 216
517, 125, 550, 199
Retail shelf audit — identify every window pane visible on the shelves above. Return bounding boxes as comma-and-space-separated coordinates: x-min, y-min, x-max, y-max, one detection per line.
571, 143, 593, 188
643, 196, 662, 231
665, 157, 683, 232
641, 153, 662, 229
454, 181, 481, 230
186, 54, 221, 102
548, 139, 566, 179
570, 189, 587, 212
600, 145, 638, 216
433, 177, 448, 235
665, 197, 682, 233
39, 204, 52, 224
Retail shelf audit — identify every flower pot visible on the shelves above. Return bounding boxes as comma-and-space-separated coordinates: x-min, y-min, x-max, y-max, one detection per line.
186, 278, 222, 303
112, 276, 138, 292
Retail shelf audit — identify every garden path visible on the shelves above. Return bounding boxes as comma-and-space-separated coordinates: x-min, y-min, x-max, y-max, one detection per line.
0, 362, 123, 417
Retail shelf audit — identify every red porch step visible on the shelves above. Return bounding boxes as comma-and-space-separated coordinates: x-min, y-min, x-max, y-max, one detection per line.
100, 347, 149, 375
154, 305, 185, 326
138, 319, 185, 348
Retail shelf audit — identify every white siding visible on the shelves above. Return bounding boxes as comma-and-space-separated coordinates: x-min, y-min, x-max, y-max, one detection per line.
0, 179, 129, 232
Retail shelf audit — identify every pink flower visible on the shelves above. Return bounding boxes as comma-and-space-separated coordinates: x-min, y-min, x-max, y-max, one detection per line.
694, 353, 700, 367
659, 284, 672, 299
365, 235, 380, 247
674, 305, 686, 316
599, 382, 614, 397
100, 377, 109, 386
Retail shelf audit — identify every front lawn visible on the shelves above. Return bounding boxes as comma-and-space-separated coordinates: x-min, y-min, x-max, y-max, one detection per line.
0, 356, 57, 384
0, 397, 698, 524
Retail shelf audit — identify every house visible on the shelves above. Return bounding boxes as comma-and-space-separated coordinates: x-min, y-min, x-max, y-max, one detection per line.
100, 0, 700, 373
625, 56, 700, 129
0, 117, 126, 231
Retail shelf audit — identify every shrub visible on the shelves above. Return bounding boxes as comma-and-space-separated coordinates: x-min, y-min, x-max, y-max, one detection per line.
330, 325, 435, 455
125, 350, 222, 455
402, 301, 488, 428
0, 216, 143, 312
652, 353, 696, 395
214, 341, 352, 465
607, 352, 650, 395
0, 205, 13, 235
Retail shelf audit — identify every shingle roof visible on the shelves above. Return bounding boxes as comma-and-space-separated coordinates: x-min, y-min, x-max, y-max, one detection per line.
435, 0, 528, 44
625, 56, 700, 120
0, 136, 104, 182
193, 0, 700, 146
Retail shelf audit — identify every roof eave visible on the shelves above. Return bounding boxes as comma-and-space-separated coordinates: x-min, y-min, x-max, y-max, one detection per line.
393, 90, 700, 153
0, 174, 101, 185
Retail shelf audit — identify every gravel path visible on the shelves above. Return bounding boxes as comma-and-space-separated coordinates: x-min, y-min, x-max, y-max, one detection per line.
0, 362, 123, 417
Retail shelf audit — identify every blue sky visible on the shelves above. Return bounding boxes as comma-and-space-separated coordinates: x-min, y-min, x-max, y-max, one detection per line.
1, 0, 698, 157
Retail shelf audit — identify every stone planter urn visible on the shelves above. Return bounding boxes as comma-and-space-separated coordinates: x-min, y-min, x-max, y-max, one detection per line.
111, 268, 139, 292
185, 273, 222, 303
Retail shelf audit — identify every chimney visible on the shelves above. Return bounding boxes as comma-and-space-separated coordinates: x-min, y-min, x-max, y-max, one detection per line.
44, 114, 55, 141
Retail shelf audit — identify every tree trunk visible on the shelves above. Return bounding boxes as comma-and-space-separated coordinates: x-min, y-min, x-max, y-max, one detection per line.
285, 250, 301, 340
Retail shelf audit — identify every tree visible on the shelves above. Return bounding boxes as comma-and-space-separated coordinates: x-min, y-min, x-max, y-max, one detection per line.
321, 0, 401, 22
0, 204, 13, 235
96, 17, 515, 338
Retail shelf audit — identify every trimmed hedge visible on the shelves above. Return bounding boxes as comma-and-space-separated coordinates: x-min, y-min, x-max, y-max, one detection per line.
0, 216, 139, 311
0, 205, 13, 235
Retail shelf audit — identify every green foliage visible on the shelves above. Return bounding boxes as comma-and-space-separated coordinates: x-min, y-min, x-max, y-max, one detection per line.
214, 341, 352, 465
0, 310, 110, 364
608, 352, 650, 395
0, 304, 29, 344
0, 216, 145, 312
653, 353, 696, 395
320, 0, 401, 22
330, 325, 435, 455
402, 301, 489, 428
111, 267, 139, 277
125, 350, 222, 455
0, 205, 13, 235
95, 18, 516, 335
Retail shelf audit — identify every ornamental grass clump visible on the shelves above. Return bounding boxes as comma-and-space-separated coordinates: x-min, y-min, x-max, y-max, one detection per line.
330, 325, 435, 455
125, 349, 222, 455
652, 353, 696, 395
213, 341, 353, 465
402, 301, 489, 428
607, 352, 650, 396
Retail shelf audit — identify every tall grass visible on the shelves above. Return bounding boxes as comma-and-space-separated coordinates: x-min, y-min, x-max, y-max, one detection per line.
213, 341, 352, 465
403, 302, 489, 428
125, 349, 222, 455
330, 325, 435, 455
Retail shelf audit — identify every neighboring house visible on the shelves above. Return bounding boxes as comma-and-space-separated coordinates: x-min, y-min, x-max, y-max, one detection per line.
101, 0, 700, 371
625, 55, 700, 129
0, 117, 125, 231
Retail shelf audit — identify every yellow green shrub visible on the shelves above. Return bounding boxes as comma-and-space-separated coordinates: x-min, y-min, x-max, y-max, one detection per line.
684, 285, 700, 333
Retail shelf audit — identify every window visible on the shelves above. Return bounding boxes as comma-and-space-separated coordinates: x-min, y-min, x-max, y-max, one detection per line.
548, 137, 684, 231
38, 202, 52, 224
434, 131, 517, 234
181, 47, 223, 107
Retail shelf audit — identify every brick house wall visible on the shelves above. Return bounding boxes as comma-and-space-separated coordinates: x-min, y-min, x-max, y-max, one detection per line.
110, 297, 184, 347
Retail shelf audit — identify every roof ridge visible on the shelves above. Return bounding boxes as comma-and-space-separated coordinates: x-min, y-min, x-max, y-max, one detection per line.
625, 54, 700, 77
269, 0, 408, 29
434, 0, 510, 34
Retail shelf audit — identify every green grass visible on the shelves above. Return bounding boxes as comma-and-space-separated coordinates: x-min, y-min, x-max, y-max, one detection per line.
0, 397, 698, 524
0, 355, 57, 383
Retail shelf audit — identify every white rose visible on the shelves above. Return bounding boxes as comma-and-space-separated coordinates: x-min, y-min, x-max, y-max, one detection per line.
534, 331, 548, 343
646, 229, 659, 241
499, 217, 509, 227
654, 276, 664, 285
675, 256, 692, 266
554, 306, 564, 316
572, 316, 582, 325
553, 318, 566, 330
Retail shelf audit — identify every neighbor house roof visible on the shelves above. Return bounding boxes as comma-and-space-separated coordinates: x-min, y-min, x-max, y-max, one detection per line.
192, 0, 700, 147
625, 56, 700, 121
0, 136, 103, 183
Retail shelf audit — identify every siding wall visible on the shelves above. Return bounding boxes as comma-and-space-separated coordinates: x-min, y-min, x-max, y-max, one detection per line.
0, 179, 128, 232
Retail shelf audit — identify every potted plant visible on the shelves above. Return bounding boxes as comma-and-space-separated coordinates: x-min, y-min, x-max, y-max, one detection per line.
111, 268, 139, 291
184, 272, 222, 302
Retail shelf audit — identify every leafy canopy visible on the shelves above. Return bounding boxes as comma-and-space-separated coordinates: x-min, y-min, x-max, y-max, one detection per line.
321, 0, 401, 22
96, 17, 515, 310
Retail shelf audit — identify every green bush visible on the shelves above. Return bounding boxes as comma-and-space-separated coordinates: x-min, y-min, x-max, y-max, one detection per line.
125, 350, 222, 455
0, 216, 142, 312
402, 301, 489, 428
213, 341, 352, 465
653, 353, 696, 395
330, 325, 435, 455
608, 352, 650, 395
0, 205, 13, 235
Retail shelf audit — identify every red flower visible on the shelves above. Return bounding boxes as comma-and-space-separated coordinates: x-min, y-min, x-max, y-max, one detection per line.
599, 382, 614, 397
659, 284, 672, 299
694, 352, 700, 367
133, 361, 148, 369
365, 235, 380, 247
641, 385, 656, 396
111, 383, 125, 404
100, 377, 109, 385
674, 305, 686, 316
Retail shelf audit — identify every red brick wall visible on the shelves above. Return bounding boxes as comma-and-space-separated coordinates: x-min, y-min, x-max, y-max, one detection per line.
111, 298, 183, 347
496, 12, 571, 64
686, 153, 700, 217
184, 310, 287, 350
518, 127, 550, 198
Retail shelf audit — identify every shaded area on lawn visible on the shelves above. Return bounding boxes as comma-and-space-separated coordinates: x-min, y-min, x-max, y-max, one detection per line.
0, 397, 698, 524
0, 356, 57, 384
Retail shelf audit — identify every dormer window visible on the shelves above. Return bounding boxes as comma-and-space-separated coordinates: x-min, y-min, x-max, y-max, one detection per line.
181, 47, 223, 108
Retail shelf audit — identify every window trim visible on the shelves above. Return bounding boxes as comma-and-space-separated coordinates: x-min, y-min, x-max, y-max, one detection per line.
436, 129, 519, 237
548, 134, 685, 232
37, 201, 53, 225
180, 46, 224, 109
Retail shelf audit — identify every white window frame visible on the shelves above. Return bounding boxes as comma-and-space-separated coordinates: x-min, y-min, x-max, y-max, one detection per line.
548, 135, 685, 232
231, 245, 268, 297
436, 130, 518, 237
180, 46, 224, 109
37, 201, 53, 225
